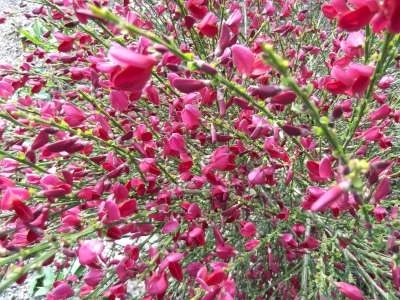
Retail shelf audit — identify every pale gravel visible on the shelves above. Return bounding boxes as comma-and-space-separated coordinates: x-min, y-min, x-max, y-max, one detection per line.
0, 0, 33, 65
0, 2, 38, 299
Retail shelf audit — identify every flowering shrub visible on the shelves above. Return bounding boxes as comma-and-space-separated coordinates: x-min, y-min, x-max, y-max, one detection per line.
0, 0, 399, 299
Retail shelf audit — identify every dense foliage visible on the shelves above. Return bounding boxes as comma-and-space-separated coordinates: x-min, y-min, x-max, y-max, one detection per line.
0, 0, 399, 299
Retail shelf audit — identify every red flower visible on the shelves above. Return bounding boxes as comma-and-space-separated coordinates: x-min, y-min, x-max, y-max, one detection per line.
181, 104, 201, 130
40, 175, 72, 198
139, 158, 161, 176
63, 103, 86, 127
369, 104, 391, 122
164, 133, 186, 157
328, 62, 374, 97
226, 9, 242, 34
145, 85, 160, 105
335, 282, 365, 300
171, 77, 207, 93
385, 0, 400, 33
77, 240, 104, 266
197, 12, 218, 37
47, 282, 74, 300
319, 156, 334, 180
54, 32, 75, 52
1, 187, 30, 210
248, 166, 275, 185
216, 243, 237, 259
0, 80, 14, 98
239, 221, 257, 238
280, 233, 298, 248
248, 85, 281, 99
322, 0, 399, 33
338, 6, 374, 32
45, 137, 79, 153
373, 177, 391, 203
231, 44, 255, 76
188, 227, 205, 246
159, 252, 185, 281
84, 269, 104, 287
282, 124, 306, 137
186, 0, 208, 19
162, 218, 179, 234
210, 146, 236, 171
110, 90, 129, 112
0, 187, 33, 223
146, 271, 168, 296
102, 200, 121, 223
13, 200, 33, 222
310, 182, 350, 212
373, 206, 387, 222
205, 269, 227, 286
270, 90, 296, 105
244, 239, 260, 251
108, 45, 156, 92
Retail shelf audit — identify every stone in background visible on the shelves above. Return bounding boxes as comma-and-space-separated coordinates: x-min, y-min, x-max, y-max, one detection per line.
0, 0, 33, 65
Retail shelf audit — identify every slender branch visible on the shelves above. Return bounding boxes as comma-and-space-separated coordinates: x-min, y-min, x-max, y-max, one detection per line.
343, 32, 394, 149
300, 218, 311, 300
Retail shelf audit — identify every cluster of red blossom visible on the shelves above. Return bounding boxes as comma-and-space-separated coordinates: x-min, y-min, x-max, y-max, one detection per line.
0, 0, 399, 299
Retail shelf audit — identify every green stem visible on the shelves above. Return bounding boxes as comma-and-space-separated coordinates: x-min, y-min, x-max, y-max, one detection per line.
261, 43, 348, 163
0, 242, 53, 267
364, 26, 371, 64
300, 218, 311, 300
286, 77, 347, 163
0, 249, 57, 292
0, 149, 48, 173
343, 249, 390, 299
79, 91, 124, 132
343, 32, 393, 149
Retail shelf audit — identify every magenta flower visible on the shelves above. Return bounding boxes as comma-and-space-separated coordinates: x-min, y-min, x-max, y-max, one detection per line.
84, 268, 104, 287
171, 77, 207, 93
335, 282, 365, 300
373, 177, 391, 203
110, 90, 129, 112
77, 240, 104, 266
108, 44, 156, 92
338, 6, 375, 32
239, 221, 257, 238
197, 12, 218, 37
186, 0, 208, 19
146, 271, 168, 296
0, 1, 398, 298
310, 182, 350, 212
210, 146, 236, 171
181, 104, 201, 130
328, 62, 374, 97
0, 80, 14, 99
231, 44, 255, 76
62, 103, 86, 126
47, 282, 74, 300
1, 187, 30, 210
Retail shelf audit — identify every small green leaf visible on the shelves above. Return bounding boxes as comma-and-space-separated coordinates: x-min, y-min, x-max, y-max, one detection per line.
313, 126, 323, 136
362, 204, 374, 212
19, 29, 54, 51
187, 61, 197, 71
319, 116, 329, 125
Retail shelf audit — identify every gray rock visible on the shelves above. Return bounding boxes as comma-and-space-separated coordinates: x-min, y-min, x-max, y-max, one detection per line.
0, 0, 34, 65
